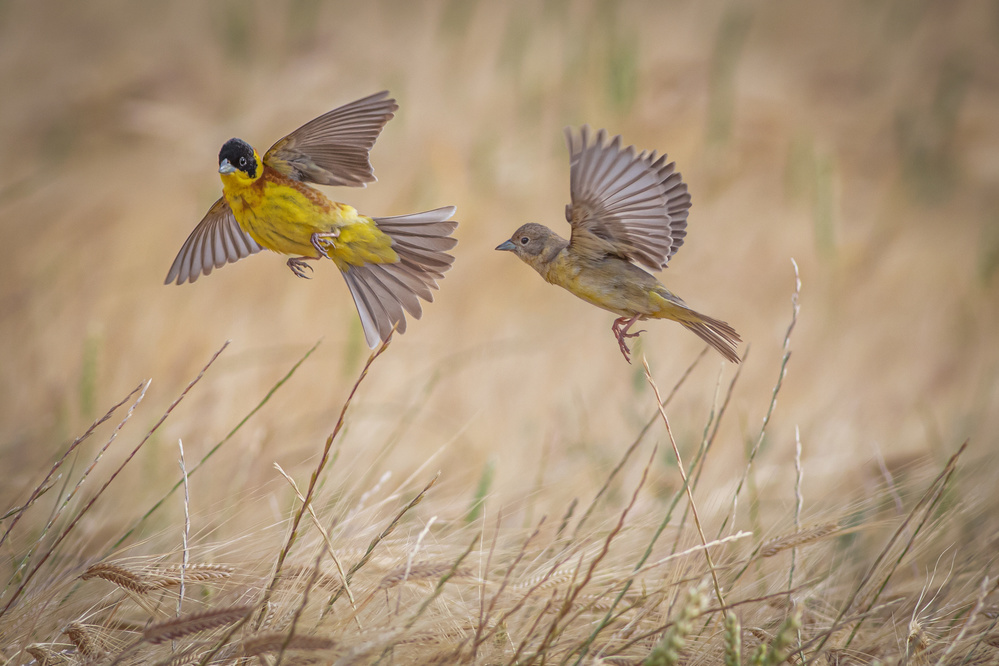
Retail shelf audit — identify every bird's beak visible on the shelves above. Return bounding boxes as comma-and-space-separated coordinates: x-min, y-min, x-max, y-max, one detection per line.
219, 159, 236, 175
495, 240, 516, 252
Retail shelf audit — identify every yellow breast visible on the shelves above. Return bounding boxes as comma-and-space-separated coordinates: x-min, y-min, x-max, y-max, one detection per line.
546, 252, 660, 317
221, 167, 397, 266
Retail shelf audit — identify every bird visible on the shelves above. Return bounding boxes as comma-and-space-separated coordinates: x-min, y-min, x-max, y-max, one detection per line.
495, 126, 740, 364
165, 91, 458, 348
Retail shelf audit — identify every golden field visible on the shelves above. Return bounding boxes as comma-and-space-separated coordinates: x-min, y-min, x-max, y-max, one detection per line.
1, 1, 998, 663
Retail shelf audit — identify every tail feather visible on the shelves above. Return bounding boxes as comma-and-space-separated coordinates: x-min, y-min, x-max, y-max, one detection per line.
340, 206, 458, 348
650, 289, 740, 363
353, 265, 408, 337
342, 268, 399, 344
379, 261, 435, 303
395, 246, 455, 272
679, 312, 742, 363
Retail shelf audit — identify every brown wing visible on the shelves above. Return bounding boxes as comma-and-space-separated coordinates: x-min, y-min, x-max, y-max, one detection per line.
262, 91, 398, 187
165, 197, 263, 285
564, 126, 691, 271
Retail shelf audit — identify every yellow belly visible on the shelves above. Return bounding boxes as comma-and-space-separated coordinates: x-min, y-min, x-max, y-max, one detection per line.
223, 177, 397, 267
544, 252, 660, 318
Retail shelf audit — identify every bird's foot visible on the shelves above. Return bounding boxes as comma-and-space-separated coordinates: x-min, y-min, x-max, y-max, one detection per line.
611, 316, 646, 364
311, 231, 339, 258
612, 316, 647, 339
287, 257, 316, 279
615, 333, 634, 364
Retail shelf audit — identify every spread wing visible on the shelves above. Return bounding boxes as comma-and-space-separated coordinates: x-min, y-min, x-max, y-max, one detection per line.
564, 126, 691, 271
262, 90, 398, 187
165, 197, 263, 284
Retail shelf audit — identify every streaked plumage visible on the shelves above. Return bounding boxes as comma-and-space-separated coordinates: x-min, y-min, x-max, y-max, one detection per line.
166, 91, 458, 348
496, 126, 740, 363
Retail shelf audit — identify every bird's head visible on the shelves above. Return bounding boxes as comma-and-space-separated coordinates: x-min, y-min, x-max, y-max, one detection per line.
496, 223, 567, 273
218, 138, 262, 184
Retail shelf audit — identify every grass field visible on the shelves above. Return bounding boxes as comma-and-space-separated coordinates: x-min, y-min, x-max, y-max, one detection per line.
2, 1, 999, 663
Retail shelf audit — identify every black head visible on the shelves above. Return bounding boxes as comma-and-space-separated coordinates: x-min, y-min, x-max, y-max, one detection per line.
219, 138, 258, 178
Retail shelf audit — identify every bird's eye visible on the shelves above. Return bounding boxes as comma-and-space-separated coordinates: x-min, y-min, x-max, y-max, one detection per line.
239, 156, 248, 167
520, 236, 529, 245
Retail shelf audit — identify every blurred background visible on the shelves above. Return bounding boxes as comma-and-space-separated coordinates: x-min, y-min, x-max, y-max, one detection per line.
1, 0, 997, 544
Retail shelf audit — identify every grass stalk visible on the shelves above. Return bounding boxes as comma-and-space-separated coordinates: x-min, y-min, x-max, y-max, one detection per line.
671, 350, 746, 555
573, 347, 707, 539
177, 439, 190, 619
273, 462, 359, 628
114, 339, 320, 551
1, 342, 228, 619
0, 382, 145, 550
324, 471, 440, 614
720, 259, 800, 538
3, 380, 148, 598
643, 357, 726, 610
812, 441, 967, 657
260, 335, 394, 627
536, 440, 655, 663
273, 543, 329, 666
471, 517, 546, 655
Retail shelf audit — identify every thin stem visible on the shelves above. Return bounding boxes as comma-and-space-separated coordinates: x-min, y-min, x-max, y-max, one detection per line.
643, 357, 726, 610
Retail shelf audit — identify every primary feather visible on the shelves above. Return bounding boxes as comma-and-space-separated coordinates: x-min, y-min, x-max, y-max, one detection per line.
263, 91, 398, 187
165, 198, 263, 284
565, 126, 690, 271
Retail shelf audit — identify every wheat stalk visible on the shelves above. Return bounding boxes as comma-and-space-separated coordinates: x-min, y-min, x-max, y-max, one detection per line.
642, 585, 707, 665
25, 644, 74, 665
2, 344, 227, 620
759, 523, 840, 558
723, 611, 741, 666
274, 461, 360, 626
239, 632, 337, 656
143, 604, 253, 644
80, 561, 234, 594
80, 561, 155, 594
63, 621, 108, 659
378, 562, 472, 590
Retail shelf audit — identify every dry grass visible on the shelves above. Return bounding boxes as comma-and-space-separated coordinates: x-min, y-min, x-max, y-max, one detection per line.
2, 1, 999, 664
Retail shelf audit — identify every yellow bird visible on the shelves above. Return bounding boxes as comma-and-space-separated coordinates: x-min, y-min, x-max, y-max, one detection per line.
496, 127, 740, 364
166, 91, 458, 348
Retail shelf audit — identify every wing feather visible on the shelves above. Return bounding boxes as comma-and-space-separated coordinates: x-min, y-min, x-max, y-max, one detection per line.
165, 198, 263, 285
564, 126, 691, 271
262, 91, 398, 187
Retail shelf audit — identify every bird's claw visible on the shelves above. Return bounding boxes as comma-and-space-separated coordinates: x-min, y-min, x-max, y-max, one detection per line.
287, 258, 314, 279
616, 335, 634, 364
287, 232, 337, 279
611, 317, 645, 364
311, 231, 339, 258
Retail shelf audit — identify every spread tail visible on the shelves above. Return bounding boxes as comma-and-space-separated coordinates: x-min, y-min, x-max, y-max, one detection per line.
341, 206, 458, 348
651, 290, 741, 363
679, 311, 742, 363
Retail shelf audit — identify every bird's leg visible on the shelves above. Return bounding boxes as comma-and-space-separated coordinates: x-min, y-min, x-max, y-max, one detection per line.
288, 230, 340, 278
287, 256, 319, 279
611, 316, 646, 364
311, 230, 340, 258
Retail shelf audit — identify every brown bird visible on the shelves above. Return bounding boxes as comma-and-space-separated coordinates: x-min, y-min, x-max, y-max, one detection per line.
496, 126, 740, 363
